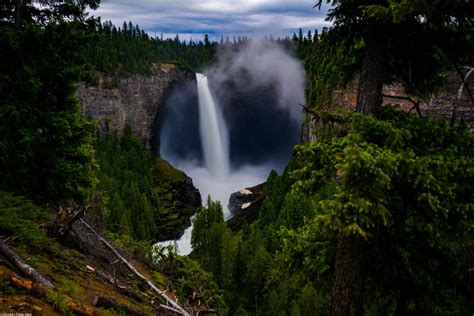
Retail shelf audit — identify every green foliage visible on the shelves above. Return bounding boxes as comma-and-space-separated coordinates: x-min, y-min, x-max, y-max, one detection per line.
190, 167, 317, 315
56, 277, 82, 300
193, 108, 473, 315
96, 128, 157, 241
96, 127, 194, 241
302, 28, 359, 110
0, 4, 98, 204
0, 192, 52, 249
191, 196, 237, 290
46, 290, 72, 314
106, 231, 158, 265
288, 106, 474, 313
315, 0, 473, 99
155, 248, 226, 312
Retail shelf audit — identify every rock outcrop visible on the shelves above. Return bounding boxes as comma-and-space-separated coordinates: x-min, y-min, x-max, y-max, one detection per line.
76, 63, 195, 144
228, 184, 264, 215
158, 170, 202, 241
227, 183, 266, 231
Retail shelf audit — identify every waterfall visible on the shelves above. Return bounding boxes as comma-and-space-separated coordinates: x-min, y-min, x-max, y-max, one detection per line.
156, 73, 233, 255
196, 73, 230, 178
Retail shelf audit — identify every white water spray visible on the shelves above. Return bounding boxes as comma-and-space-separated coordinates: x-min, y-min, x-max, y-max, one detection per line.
196, 73, 230, 178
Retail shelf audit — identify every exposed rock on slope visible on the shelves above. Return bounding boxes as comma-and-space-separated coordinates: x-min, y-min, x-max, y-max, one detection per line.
228, 183, 265, 215
227, 182, 266, 230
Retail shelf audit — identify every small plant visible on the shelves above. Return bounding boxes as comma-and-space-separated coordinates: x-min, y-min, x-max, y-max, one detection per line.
46, 291, 71, 314
0, 280, 21, 295
57, 277, 82, 299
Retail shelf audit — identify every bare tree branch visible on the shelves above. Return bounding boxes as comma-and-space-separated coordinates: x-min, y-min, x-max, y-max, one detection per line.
314, 0, 323, 10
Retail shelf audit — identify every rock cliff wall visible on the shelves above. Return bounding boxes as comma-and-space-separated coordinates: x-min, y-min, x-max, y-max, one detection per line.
339, 72, 472, 126
76, 63, 195, 144
305, 71, 474, 142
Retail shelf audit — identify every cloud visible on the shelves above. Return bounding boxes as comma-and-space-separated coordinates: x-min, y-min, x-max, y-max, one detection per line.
90, 0, 332, 40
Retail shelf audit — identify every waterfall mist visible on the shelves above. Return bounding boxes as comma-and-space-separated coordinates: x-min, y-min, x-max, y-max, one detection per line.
156, 40, 306, 254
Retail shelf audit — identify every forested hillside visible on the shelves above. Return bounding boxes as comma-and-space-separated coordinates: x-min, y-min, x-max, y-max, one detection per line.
83, 20, 217, 75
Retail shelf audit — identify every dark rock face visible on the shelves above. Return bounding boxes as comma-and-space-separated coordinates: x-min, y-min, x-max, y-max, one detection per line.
156, 173, 202, 241
228, 184, 264, 215
156, 71, 302, 170
210, 74, 302, 168
152, 80, 202, 161
179, 177, 202, 211
76, 63, 195, 145
227, 183, 266, 230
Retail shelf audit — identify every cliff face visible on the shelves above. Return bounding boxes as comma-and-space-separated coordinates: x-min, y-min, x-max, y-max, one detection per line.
76, 63, 195, 144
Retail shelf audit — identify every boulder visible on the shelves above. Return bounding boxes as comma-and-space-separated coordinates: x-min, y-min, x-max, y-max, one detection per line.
228, 187, 261, 215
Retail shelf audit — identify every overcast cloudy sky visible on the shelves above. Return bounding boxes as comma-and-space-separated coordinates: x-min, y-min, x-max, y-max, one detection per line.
91, 0, 332, 41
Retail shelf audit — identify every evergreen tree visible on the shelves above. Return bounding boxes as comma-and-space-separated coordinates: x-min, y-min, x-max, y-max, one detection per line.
0, 0, 100, 203
191, 196, 236, 289
95, 128, 187, 242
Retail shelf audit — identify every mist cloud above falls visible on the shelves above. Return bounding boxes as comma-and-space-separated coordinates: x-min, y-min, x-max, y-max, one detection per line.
208, 40, 306, 122
159, 39, 306, 212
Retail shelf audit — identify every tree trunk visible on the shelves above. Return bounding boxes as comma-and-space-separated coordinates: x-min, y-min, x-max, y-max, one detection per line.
356, 23, 387, 114
0, 240, 54, 289
15, 0, 22, 29
331, 234, 366, 316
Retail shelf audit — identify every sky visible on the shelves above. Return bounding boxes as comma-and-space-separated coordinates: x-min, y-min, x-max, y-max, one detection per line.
90, 0, 332, 41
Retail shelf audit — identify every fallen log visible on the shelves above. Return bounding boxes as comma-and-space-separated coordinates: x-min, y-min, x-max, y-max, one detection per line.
0, 240, 54, 289
68, 301, 96, 316
4, 272, 97, 315
5, 272, 48, 298
159, 303, 188, 314
78, 219, 190, 316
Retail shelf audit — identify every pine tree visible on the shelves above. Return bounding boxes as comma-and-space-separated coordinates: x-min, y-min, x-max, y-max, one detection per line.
0, 0, 99, 203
